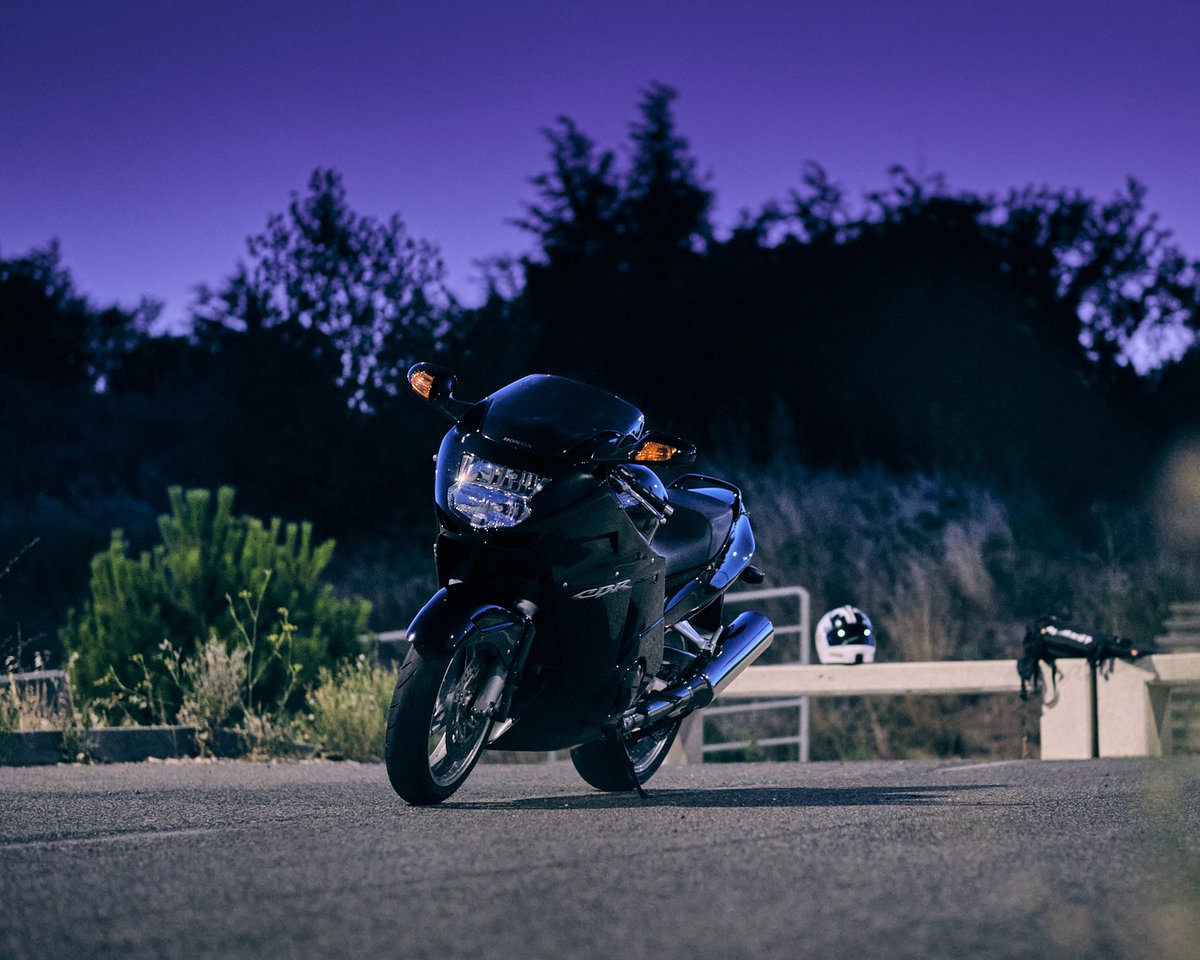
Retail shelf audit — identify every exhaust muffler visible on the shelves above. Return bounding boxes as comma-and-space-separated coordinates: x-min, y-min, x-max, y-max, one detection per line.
622, 611, 774, 736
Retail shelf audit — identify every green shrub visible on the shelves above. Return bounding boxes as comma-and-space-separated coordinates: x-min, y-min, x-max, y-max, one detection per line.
61, 486, 371, 722
302, 656, 395, 761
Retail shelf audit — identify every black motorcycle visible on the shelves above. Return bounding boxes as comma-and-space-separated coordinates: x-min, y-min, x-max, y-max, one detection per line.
385, 363, 774, 804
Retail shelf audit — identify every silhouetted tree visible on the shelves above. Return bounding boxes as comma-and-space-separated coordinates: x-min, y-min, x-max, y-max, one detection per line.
516, 119, 623, 273
193, 168, 458, 411
518, 84, 715, 400
0, 241, 158, 387
622, 82, 713, 275
991, 179, 1199, 385
508, 87, 1200, 511
0, 244, 165, 653
766, 168, 1199, 386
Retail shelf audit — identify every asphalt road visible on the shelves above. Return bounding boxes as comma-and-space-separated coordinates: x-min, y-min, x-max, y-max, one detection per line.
2, 757, 1198, 960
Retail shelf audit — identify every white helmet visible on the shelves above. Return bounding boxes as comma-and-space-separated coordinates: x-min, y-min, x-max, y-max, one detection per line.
815, 606, 875, 664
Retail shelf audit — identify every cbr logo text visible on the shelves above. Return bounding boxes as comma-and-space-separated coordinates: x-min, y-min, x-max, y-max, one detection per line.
572, 579, 632, 600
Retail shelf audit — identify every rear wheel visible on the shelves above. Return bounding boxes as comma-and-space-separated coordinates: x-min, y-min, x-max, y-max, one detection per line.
570, 720, 682, 792
385, 645, 494, 805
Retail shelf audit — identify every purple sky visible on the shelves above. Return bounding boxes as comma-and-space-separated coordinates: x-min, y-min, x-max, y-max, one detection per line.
4, 0, 1198, 329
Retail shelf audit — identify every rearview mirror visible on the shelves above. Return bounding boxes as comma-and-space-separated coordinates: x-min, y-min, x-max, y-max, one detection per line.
629, 431, 697, 466
407, 363, 471, 420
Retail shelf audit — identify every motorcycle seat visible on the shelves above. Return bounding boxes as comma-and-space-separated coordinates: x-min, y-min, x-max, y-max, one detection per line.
654, 488, 735, 576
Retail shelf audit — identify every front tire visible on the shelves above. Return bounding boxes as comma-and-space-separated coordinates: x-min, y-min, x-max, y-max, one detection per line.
570, 720, 681, 792
385, 645, 494, 805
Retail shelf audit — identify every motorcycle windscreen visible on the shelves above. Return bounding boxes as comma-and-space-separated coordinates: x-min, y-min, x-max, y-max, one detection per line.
477, 374, 645, 457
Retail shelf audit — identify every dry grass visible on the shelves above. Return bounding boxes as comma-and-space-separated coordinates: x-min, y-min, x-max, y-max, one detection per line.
0, 672, 61, 733
301, 656, 396, 761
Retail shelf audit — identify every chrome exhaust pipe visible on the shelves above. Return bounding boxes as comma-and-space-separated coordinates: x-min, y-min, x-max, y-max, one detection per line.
623, 611, 774, 735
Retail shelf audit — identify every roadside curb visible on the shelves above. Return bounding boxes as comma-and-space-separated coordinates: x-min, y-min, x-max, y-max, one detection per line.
1, 725, 255, 766
0, 730, 64, 765
87, 725, 201, 763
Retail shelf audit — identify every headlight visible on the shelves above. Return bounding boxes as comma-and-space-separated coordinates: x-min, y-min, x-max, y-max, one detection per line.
448, 454, 546, 530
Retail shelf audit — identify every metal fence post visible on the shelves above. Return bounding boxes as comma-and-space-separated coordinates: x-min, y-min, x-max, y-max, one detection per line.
716, 585, 812, 762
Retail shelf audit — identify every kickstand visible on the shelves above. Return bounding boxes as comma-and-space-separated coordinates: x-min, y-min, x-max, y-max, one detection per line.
603, 726, 649, 800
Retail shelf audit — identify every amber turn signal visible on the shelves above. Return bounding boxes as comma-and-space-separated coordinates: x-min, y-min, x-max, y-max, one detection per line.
410, 369, 436, 399
634, 440, 679, 463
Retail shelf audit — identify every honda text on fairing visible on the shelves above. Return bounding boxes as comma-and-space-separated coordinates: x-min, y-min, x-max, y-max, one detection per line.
385, 363, 774, 804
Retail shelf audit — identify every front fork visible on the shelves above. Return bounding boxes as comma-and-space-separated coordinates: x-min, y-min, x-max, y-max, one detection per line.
405, 583, 538, 726
469, 598, 537, 723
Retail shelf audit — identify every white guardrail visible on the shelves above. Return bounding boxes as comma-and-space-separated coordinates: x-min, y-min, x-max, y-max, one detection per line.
667, 652, 1200, 762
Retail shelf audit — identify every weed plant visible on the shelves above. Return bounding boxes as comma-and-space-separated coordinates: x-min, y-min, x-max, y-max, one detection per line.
1, 651, 63, 733
0, 651, 96, 762
302, 655, 395, 761
90, 571, 312, 755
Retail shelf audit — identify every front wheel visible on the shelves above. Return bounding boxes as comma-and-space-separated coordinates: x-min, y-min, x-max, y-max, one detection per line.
385, 645, 494, 805
570, 720, 681, 792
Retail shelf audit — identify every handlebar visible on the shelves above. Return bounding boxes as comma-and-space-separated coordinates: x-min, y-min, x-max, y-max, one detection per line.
612, 467, 674, 523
